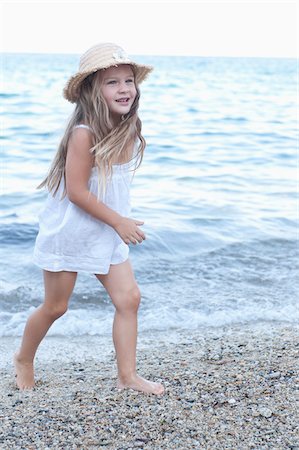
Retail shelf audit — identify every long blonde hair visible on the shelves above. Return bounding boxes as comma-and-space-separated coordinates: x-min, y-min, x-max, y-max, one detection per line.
38, 67, 146, 197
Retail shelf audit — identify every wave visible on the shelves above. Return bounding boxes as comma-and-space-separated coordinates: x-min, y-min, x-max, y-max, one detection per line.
1, 301, 297, 338
0, 237, 297, 337
0, 223, 37, 245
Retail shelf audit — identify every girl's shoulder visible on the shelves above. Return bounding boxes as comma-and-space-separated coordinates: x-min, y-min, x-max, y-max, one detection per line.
71, 124, 95, 145
69, 123, 95, 149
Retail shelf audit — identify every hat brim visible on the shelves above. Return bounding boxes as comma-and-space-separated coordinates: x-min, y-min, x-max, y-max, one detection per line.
63, 63, 153, 103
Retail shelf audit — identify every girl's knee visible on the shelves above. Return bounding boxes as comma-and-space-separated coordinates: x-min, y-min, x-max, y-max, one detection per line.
114, 285, 141, 313
42, 302, 68, 320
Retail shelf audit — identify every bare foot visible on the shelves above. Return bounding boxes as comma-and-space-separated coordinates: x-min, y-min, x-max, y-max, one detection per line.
14, 352, 35, 390
117, 374, 164, 395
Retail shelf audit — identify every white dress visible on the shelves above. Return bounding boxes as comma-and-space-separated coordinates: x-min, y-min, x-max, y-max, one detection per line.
33, 125, 135, 274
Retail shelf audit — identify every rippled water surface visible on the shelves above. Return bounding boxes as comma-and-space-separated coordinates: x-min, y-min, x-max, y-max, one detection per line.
1, 53, 298, 336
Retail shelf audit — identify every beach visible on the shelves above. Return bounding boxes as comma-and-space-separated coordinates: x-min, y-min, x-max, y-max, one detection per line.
1, 322, 298, 449
1, 50, 298, 449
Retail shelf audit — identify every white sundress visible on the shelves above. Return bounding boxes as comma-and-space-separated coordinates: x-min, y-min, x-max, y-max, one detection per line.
33, 124, 136, 274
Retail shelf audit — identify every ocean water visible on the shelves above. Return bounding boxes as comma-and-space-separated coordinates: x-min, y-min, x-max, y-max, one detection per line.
1, 53, 298, 337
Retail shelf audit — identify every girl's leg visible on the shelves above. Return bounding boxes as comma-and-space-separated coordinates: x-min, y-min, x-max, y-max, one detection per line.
96, 260, 164, 395
14, 270, 77, 390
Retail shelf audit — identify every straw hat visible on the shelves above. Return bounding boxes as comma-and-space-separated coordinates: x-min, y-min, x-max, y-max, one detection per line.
63, 42, 153, 103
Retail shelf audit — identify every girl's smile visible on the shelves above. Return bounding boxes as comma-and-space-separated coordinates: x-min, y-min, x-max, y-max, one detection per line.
115, 97, 130, 104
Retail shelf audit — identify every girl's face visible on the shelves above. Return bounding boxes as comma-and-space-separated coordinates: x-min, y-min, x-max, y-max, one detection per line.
99, 65, 137, 122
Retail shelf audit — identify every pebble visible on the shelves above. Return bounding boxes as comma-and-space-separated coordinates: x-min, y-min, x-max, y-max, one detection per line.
266, 371, 281, 379
258, 406, 273, 418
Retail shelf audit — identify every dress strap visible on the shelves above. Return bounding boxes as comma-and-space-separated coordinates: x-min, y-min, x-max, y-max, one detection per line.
73, 124, 93, 131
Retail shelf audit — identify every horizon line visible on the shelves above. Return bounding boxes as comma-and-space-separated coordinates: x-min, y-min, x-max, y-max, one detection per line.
1, 50, 296, 60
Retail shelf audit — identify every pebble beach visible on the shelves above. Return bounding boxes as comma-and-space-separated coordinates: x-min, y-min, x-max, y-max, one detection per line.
0, 322, 298, 449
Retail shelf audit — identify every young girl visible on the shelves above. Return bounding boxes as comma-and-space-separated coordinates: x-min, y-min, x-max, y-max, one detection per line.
14, 42, 164, 395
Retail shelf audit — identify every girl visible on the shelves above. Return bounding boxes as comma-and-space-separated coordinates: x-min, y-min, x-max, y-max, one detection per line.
14, 43, 164, 395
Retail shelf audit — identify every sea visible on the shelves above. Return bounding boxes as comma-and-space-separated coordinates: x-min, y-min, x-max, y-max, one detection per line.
1, 53, 298, 337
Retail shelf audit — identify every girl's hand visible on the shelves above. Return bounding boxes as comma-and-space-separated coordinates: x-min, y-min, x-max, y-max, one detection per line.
114, 217, 146, 245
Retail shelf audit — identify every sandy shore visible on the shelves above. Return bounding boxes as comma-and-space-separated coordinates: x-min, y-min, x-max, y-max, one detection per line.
0, 322, 298, 449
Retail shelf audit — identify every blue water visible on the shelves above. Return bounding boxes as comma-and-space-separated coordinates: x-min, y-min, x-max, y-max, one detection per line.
1, 53, 298, 336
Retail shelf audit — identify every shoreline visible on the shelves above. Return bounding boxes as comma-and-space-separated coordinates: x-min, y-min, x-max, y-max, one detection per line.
1, 322, 298, 449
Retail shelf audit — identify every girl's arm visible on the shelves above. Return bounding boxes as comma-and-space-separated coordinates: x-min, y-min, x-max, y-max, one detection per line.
65, 128, 145, 245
